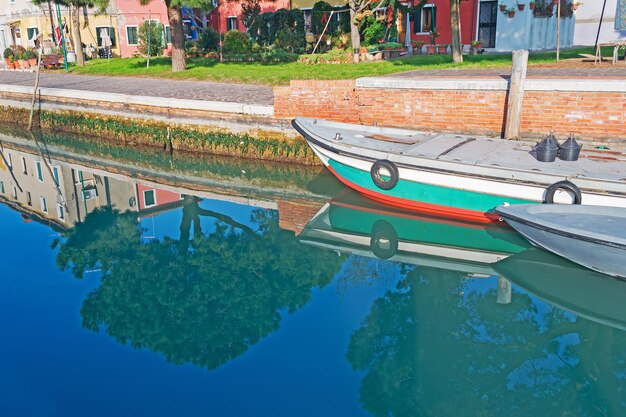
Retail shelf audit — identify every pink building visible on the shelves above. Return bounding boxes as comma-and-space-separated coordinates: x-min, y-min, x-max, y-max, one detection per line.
136, 184, 181, 211
114, 0, 171, 58
207, 0, 290, 33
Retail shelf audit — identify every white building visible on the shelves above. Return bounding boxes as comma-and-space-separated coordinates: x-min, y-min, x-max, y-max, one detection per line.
573, 0, 626, 45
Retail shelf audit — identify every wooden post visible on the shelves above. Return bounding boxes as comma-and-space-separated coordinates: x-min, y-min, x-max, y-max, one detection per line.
504, 50, 529, 140
556, 0, 561, 61
496, 276, 512, 305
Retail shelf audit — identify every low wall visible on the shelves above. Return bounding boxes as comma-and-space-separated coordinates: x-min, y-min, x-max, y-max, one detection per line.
274, 77, 626, 147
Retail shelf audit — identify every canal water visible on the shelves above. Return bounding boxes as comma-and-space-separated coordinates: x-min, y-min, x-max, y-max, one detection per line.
1, 129, 626, 417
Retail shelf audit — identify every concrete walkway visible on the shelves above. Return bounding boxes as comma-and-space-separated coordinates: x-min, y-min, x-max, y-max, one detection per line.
0, 71, 275, 106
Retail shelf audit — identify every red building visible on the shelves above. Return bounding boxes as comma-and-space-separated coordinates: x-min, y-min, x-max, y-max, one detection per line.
408, 0, 482, 46
208, 0, 291, 33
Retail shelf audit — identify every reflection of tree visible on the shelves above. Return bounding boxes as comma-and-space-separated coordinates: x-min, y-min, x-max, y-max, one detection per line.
347, 266, 626, 417
56, 200, 343, 370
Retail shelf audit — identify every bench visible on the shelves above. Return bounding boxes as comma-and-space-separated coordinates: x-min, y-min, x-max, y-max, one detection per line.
41, 54, 62, 69
595, 41, 626, 65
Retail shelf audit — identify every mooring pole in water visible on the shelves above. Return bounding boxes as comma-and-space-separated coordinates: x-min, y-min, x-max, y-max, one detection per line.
496, 276, 512, 305
28, 38, 43, 131
504, 50, 529, 140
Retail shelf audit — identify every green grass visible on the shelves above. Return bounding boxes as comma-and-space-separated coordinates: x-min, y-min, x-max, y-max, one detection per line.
67, 47, 601, 86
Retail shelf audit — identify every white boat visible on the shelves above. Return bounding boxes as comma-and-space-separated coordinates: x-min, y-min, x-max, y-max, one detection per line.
292, 117, 626, 223
495, 204, 626, 278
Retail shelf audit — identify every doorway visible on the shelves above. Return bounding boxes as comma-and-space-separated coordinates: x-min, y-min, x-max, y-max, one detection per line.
478, 1, 497, 48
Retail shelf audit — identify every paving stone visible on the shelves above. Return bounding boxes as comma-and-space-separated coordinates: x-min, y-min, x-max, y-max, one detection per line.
0, 71, 275, 106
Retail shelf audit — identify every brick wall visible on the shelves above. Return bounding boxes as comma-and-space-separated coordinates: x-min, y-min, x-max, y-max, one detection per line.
274, 80, 626, 145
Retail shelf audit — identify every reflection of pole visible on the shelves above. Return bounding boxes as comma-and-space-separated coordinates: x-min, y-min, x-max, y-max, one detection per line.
147, 10, 151, 68
28, 38, 42, 131
496, 276, 512, 304
218, 12, 223, 63
56, 3, 68, 72
556, 0, 561, 61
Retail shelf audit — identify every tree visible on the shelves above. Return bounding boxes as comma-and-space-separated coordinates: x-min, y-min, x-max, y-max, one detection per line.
138, 20, 164, 57
55, 201, 344, 369
141, 0, 215, 72
450, 0, 463, 63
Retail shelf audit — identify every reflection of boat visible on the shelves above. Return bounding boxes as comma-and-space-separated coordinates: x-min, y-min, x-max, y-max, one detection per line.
494, 248, 626, 331
292, 117, 626, 223
495, 204, 626, 278
299, 189, 530, 275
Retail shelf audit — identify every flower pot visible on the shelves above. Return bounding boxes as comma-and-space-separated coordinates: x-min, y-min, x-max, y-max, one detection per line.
425, 45, 436, 55
437, 45, 448, 54
529, 2, 535, 9
500, 4, 507, 11
18, 59, 30, 69
518, 3, 525, 10
28, 58, 37, 67
508, 11, 516, 17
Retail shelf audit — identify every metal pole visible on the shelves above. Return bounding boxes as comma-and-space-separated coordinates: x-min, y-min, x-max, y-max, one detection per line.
147, 10, 151, 68
556, 0, 561, 61
56, 3, 68, 72
218, 12, 223, 63
594, 0, 608, 50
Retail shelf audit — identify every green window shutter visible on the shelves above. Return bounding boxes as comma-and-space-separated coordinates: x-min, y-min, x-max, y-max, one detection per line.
413, 8, 422, 33
432, 7, 436, 32
108, 27, 116, 47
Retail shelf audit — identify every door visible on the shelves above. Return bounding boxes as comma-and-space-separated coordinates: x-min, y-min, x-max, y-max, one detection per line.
478, 1, 497, 48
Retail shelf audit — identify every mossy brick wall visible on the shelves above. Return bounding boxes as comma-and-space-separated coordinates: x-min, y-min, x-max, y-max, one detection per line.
274, 80, 626, 146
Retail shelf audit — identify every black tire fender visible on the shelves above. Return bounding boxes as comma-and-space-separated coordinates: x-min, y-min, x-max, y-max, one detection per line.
370, 220, 399, 260
370, 160, 399, 190
543, 180, 582, 204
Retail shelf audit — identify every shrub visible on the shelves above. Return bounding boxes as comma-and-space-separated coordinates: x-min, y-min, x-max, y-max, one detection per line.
138, 21, 164, 56
223, 30, 251, 54
24, 49, 37, 59
198, 27, 220, 52
274, 29, 306, 54
362, 21, 385, 46
3, 48, 13, 59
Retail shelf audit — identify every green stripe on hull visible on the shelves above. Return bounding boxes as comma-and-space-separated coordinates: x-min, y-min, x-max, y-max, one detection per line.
328, 205, 530, 254
329, 159, 534, 213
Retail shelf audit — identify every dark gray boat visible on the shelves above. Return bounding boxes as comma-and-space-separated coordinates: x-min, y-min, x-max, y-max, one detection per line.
494, 204, 626, 279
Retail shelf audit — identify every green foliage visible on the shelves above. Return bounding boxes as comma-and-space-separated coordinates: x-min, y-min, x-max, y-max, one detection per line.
198, 26, 220, 52
23, 49, 37, 60
56, 205, 344, 370
138, 21, 164, 56
3, 47, 13, 59
274, 29, 306, 54
299, 48, 351, 64
222, 30, 251, 54
362, 21, 386, 47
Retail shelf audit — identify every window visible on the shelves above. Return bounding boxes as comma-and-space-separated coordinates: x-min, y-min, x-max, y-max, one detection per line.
302, 9, 312, 34
57, 203, 65, 221
413, 5, 436, 34
226, 17, 238, 31
26, 192, 32, 206
12, 186, 17, 199
164, 26, 171, 44
52, 166, 60, 185
143, 189, 156, 207
96, 26, 116, 48
0, 181, 4, 194
40, 196, 47, 212
126, 26, 138, 46
21, 157, 27, 174
36, 161, 43, 182
27, 27, 39, 43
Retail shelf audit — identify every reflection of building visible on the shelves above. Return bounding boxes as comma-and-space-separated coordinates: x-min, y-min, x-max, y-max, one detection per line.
0, 145, 184, 229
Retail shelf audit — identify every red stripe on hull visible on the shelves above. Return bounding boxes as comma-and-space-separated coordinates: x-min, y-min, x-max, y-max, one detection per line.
326, 165, 500, 224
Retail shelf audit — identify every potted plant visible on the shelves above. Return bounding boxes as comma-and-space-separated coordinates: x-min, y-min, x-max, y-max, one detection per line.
413, 40, 425, 54
426, 30, 439, 54
16, 51, 30, 69
469, 40, 483, 55
517, 2, 525, 10
3, 47, 13, 66
507, 8, 516, 17
25, 49, 37, 67
529, 0, 536, 9
500, 2, 507, 11
437, 43, 449, 54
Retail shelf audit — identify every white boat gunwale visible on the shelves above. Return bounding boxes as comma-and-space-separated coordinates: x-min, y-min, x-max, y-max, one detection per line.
293, 118, 626, 197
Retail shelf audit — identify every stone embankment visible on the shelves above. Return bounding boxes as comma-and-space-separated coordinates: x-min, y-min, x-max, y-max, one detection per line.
0, 67, 624, 165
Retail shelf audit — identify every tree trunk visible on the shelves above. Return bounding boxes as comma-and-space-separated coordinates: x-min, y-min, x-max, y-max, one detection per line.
450, 0, 463, 63
349, 0, 361, 64
167, 4, 186, 72
47, 0, 56, 44
70, 4, 85, 66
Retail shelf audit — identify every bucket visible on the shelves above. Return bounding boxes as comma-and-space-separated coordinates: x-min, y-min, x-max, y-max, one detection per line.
559, 135, 582, 161
535, 136, 559, 162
